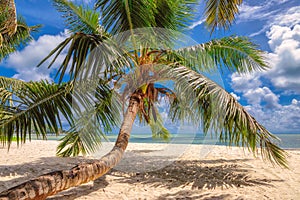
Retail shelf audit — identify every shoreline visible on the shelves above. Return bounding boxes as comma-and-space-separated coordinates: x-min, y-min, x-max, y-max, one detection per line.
0, 141, 300, 199
4, 132, 300, 150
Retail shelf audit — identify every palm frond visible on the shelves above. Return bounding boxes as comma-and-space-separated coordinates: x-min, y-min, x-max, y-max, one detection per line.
95, 0, 197, 47
154, 0, 197, 31
0, 81, 74, 146
95, 0, 156, 35
0, 76, 25, 105
164, 65, 288, 167
169, 36, 268, 73
205, 0, 243, 32
56, 80, 121, 157
56, 115, 104, 157
0, 76, 25, 90
0, 78, 121, 156
53, 0, 101, 34
94, 84, 122, 133
149, 105, 171, 141
38, 32, 129, 83
56, 130, 88, 157
0, 16, 40, 61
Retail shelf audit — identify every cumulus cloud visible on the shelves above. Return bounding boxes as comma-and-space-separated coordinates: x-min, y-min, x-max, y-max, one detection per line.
245, 99, 300, 133
4, 30, 69, 81
229, 7, 300, 132
231, 72, 300, 132
230, 72, 262, 92
265, 24, 300, 93
273, 6, 300, 28
231, 72, 280, 107
244, 87, 280, 108
249, 5, 300, 37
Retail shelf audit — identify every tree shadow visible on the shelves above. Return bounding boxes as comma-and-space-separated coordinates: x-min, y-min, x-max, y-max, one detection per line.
47, 177, 109, 200
0, 156, 112, 199
112, 159, 283, 190
157, 190, 231, 200
0, 152, 284, 199
0, 156, 96, 192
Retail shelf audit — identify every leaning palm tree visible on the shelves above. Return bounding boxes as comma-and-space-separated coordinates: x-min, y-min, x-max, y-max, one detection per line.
0, 0, 39, 61
0, 0, 287, 199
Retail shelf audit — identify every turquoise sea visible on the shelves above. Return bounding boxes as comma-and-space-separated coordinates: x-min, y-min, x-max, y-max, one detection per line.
44, 133, 300, 149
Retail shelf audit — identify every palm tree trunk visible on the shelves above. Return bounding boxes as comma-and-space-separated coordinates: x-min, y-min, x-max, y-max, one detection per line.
0, 95, 140, 200
0, 0, 17, 36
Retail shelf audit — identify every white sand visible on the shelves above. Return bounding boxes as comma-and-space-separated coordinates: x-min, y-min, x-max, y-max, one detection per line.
0, 140, 299, 200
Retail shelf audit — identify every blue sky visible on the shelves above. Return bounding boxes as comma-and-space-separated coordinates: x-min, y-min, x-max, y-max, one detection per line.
1, 0, 300, 134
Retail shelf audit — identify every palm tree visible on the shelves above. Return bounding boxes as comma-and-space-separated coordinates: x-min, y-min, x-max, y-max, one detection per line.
0, 0, 17, 36
0, 0, 40, 61
0, 0, 288, 199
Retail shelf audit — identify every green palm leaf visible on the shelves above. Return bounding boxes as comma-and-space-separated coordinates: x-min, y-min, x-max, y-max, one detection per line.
53, 0, 101, 34
205, 0, 243, 32
170, 36, 268, 73
0, 16, 40, 61
149, 105, 171, 141
95, 0, 156, 35
0, 76, 25, 91
165, 65, 287, 167
56, 80, 121, 156
38, 32, 129, 82
0, 78, 121, 156
56, 116, 106, 157
0, 81, 74, 146
0, 76, 25, 105
56, 88, 121, 157
153, 0, 197, 31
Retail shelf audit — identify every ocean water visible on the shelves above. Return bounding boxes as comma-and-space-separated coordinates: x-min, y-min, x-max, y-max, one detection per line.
44, 133, 300, 149
129, 133, 300, 149
274, 134, 300, 149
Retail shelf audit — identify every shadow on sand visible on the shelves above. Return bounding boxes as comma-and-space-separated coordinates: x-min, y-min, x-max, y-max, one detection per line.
112, 159, 280, 190
0, 155, 283, 199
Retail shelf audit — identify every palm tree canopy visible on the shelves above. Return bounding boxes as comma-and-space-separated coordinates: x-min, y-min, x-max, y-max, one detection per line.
0, 0, 288, 168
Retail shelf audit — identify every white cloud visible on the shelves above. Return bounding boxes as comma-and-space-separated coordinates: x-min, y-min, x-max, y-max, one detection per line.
188, 18, 205, 29
230, 72, 261, 92
243, 87, 280, 108
244, 99, 300, 133
68, 0, 92, 3
237, 0, 291, 23
238, 3, 278, 23
265, 24, 300, 93
231, 74, 300, 132
230, 92, 240, 101
4, 30, 69, 81
249, 5, 300, 37
230, 72, 280, 107
229, 4, 300, 133
273, 6, 300, 28
292, 98, 300, 105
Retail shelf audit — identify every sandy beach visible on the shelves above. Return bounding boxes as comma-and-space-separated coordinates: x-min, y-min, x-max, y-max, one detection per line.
0, 140, 299, 200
